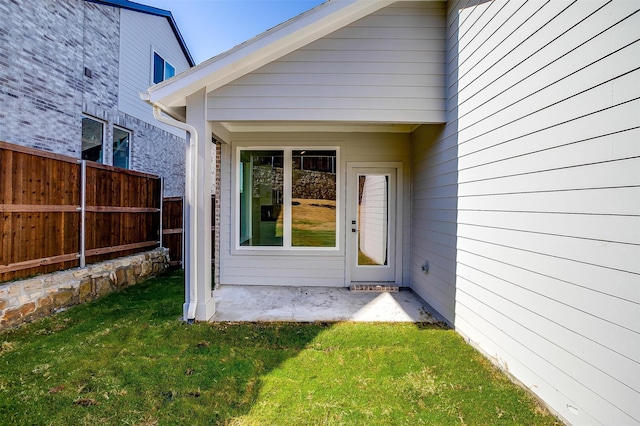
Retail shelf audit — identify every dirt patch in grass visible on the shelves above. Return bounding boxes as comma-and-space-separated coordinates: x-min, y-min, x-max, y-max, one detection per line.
291, 198, 336, 232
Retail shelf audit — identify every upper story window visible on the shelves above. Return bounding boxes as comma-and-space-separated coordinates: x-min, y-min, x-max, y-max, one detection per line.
81, 115, 104, 163
113, 127, 131, 169
153, 52, 175, 84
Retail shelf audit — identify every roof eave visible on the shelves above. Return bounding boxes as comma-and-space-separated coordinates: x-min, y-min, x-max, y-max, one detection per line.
145, 0, 399, 109
140, 92, 187, 122
85, 0, 195, 66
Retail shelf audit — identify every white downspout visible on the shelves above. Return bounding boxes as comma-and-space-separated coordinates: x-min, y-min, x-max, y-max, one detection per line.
152, 105, 198, 321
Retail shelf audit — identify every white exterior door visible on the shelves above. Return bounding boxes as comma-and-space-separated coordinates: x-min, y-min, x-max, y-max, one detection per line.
347, 165, 397, 283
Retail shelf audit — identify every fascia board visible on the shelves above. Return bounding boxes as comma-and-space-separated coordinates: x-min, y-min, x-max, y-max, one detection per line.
219, 121, 420, 133
87, 0, 195, 66
146, 0, 397, 108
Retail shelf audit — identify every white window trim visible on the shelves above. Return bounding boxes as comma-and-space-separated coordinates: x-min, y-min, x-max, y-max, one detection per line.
233, 146, 341, 254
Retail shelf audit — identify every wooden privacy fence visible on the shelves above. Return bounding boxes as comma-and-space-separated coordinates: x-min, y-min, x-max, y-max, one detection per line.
162, 196, 215, 267
0, 141, 161, 282
162, 197, 184, 267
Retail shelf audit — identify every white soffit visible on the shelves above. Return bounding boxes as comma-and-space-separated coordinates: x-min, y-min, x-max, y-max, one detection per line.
219, 121, 421, 134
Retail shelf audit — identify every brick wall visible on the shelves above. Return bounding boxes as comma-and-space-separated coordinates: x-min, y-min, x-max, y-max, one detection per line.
83, 2, 119, 112
214, 141, 221, 286
0, 0, 187, 197
0, 0, 84, 156
127, 116, 186, 197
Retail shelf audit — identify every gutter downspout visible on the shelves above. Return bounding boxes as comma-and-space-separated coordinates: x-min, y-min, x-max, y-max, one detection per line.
152, 105, 198, 321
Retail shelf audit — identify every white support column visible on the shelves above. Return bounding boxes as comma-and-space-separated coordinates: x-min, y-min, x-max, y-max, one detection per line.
184, 88, 215, 321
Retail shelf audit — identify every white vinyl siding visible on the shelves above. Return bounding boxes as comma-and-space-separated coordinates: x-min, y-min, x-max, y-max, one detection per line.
219, 132, 411, 287
410, 123, 456, 322
207, 2, 446, 123
411, 0, 639, 424
118, 9, 190, 137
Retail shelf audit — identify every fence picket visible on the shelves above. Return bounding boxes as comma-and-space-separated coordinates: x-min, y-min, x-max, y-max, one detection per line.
161, 196, 215, 268
0, 142, 161, 282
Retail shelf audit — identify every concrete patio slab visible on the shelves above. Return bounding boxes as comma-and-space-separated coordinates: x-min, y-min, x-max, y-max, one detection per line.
210, 285, 442, 323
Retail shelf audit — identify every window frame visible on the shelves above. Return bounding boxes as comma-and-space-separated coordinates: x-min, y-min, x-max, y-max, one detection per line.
234, 146, 341, 253
112, 126, 132, 169
81, 115, 105, 164
152, 51, 175, 84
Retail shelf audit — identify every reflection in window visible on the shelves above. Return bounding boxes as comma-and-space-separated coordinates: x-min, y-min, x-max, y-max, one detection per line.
81, 116, 104, 163
238, 149, 338, 249
153, 52, 175, 84
239, 150, 284, 246
113, 127, 131, 169
358, 174, 388, 266
292, 150, 336, 247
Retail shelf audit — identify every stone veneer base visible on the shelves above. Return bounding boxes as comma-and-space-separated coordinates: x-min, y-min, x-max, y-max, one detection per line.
0, 248, 169, 330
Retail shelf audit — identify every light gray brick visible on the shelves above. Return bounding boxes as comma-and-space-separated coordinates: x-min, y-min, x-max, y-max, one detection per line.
0, 0, 190, 197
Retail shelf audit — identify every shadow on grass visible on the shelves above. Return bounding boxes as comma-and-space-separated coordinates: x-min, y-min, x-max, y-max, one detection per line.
0, 270, 328, 425
0, 270, 560, 425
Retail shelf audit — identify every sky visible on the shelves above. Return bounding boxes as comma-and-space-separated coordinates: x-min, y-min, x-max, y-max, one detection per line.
139, 0, 326, 64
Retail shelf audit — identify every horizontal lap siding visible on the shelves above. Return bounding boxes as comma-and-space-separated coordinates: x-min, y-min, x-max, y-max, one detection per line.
410, 124, 457, 322
207, 2, 446, 123
447, 1, 640, 425
220, 133, 411, 287
222, 257, 345, 286
118, 10, 190, 137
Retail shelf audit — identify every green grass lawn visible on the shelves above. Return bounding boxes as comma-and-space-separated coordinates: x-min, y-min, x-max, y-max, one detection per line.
0, 270, 560, 425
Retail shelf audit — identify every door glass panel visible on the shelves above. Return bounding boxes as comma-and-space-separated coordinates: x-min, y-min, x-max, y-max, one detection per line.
239, 150, 284, 246
357, 174, 388, 266
292, 150, 337, 247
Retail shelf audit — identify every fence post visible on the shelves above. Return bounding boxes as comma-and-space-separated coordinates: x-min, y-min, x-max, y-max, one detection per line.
182, 196, 185, 270
159, 177, 164, 247
79, 160, 87, 268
